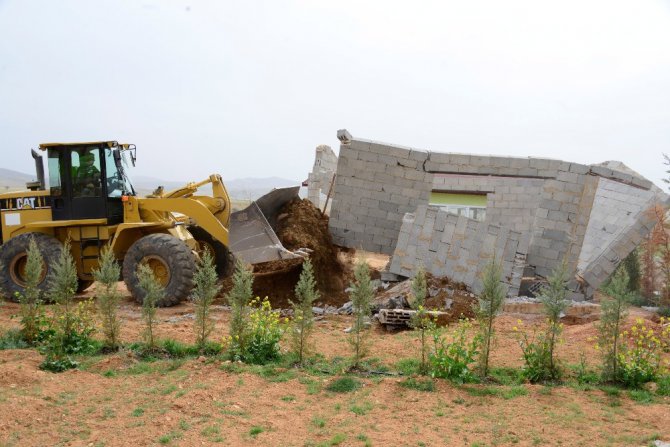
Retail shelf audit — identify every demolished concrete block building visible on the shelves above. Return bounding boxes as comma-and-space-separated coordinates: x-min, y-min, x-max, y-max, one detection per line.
314, 129, 668, 299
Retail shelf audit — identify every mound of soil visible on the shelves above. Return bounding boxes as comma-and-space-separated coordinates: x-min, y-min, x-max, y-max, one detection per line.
374, 274, 476, 325
250, 198, 350, 309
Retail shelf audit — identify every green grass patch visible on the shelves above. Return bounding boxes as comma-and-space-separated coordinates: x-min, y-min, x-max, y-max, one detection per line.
299, 377, 322, 395
656, 375, 670, 396
629, 389, 654, 404
158, 431, 182, 444
305, 355, 349, 376
249, 426, 264, 437
350, 401, 373, 415
317, 433, 347, 446
399, 377, 435, 392
326, 377, 361, 393
395, 358, 421, 376
599, 385, 622, 397
131, 407, 144, 417
489, 367, 524, 386
463, 385, 528, 399
312, 416, 326, 428
247, 364, 297, 383
0, 329, 29, 350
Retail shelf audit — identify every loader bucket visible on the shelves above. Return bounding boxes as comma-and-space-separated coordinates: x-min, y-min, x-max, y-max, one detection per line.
229, 186, 306, 264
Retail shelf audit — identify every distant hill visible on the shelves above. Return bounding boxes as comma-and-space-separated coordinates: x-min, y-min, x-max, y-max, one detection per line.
133, 175, 301, 199
0, 168, 36, 191
0, 169, 302, 200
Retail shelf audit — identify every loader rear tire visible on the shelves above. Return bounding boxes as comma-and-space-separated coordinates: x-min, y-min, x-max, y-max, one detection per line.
122, 234, 195, 307
188, 226, 235, 278
0, 232, 63, 303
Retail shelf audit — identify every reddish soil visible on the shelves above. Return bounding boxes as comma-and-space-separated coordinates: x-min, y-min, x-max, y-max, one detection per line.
1, 283, 670, 446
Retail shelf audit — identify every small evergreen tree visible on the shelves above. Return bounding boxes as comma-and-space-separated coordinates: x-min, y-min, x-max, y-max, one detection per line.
137, 264, 164, 349
598, 268, 631, 381
349, 260, 374, 369
93, 245, 122, 349
42, 239, 95, 371
290, 259, 319, 366
409, 266, 429, 374
226, 259, 254, 359
622, 250, 641, 294
192, 249, 221, 349
47, 239, 80, 348
538, 260, 569, 380
17, 238, 45, 345
476, 259, 506, 378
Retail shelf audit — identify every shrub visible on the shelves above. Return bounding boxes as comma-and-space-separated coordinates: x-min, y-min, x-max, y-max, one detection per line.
617, 318, 664, 387
326, 376, 361, 393
242, 297, 284, 364
348, 260, 373, 369
226, 260, 253, 359
137, 264, 164, 349
515, 320, 554, 383
192, 249, 221, 349
429, 319, 480, 384
290, 259, 319, 366
598, 269, 631, 382
93, 245, 122, 349
0, 329, 29, 350
475, 259, 506, 378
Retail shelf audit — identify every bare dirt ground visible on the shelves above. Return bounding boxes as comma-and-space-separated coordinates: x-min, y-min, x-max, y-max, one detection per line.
0, 286, 669, 447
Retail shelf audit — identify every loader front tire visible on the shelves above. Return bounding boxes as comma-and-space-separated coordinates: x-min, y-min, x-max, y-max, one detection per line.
0, 232, 63, 302
122, 234, 195, 307
188, 226, 235, 278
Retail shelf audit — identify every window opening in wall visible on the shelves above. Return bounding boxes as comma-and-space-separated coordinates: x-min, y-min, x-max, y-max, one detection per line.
429, 192, 487, 222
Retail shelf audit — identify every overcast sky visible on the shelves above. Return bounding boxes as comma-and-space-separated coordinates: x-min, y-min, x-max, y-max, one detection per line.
1, 0, 669, 187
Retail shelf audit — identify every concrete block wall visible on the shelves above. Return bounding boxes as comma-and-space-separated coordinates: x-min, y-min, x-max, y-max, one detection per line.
578, 179, 666, 290
579, 178, 656, 271
327, 130, 666, 297
388, 205, 528, 296
307, 144, 338, 208
432, 174, 544, 233
328, 138, 434, 254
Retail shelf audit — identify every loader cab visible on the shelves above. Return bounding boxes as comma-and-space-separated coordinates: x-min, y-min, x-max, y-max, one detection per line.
40, 141, 137, 224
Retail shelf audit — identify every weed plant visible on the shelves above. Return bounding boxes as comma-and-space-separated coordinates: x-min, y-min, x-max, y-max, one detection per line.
429, 319, 481, 383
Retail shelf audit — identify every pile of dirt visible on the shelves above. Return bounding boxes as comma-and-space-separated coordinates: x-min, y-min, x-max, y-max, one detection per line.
374, 274, 476, 325
250, 198, 350, 309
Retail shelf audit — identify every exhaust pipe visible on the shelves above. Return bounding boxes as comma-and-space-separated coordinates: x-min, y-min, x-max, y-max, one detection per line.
30, 149, 45, 191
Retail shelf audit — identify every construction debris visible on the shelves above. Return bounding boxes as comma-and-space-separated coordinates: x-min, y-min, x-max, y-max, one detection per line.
324, 130, 669, 301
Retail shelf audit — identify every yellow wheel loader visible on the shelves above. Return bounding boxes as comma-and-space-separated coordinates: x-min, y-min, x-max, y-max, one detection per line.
0, 141, 303, 306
